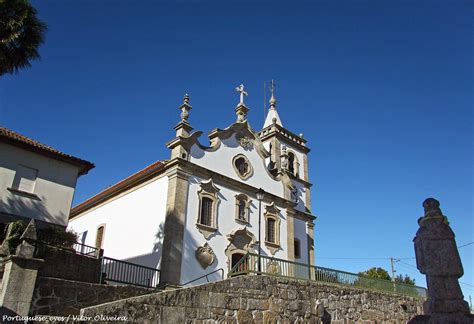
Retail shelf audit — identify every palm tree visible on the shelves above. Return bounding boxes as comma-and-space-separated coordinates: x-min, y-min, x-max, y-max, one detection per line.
0, 0, 47, 76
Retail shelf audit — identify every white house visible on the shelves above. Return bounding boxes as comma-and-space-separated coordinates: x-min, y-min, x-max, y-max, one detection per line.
0, 127, 94, 228
68, 84, 316, 286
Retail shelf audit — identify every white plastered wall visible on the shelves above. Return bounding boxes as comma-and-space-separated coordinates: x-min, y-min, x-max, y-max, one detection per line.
0, 142, 80, 226
190, 135, 283, 198
180, 174, 289, 285
294, 218, 308, 264
68, 176, 168, 269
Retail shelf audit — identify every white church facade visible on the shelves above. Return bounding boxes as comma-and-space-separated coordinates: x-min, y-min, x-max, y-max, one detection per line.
68, 84, 316, 287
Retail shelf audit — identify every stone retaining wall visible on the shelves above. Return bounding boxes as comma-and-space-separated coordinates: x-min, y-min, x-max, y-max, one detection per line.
38, 249, 101, 283
81, 275, 424, 323
30, 277, 154, 316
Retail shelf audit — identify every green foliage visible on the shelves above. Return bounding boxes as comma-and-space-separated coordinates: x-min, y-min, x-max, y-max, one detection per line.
395, 274, 416, 286
2, 220, 78, 254
5, 220, 27, 253
0, 0, 47, 76
39, 225, 78, 246
358, 267, 415, 286
358, 267, 391, 281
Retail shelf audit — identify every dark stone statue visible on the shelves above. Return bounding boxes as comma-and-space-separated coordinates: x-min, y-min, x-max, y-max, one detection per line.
409, 198, 473, 324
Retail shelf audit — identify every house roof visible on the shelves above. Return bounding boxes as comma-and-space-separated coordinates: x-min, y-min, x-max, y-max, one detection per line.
0, 126, 94, 176
70, 160, 168, 219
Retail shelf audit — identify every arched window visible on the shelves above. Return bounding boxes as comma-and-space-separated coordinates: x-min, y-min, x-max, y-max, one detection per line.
288, 152, 295, 175
200, 197, 213, 226
264, 202, 281, 255
235, 194, 251, 224
238, 200, 246, 220
267, 218, 276, 243
95, 225, 105, 249
196, 179, 220, 239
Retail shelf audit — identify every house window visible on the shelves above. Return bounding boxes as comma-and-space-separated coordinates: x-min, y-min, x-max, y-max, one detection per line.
235, 194, 251, 224
196, 179, 220, 239
12, 165, 38, 193
232, 154, 253, 180
200, 197, 213, 226
294, 239, 301, 259
95, 225, 105, 249
267, 218, 276, 243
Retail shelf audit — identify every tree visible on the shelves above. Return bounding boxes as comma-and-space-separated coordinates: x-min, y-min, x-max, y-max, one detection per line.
358, 267, 391, 281
395, 274, 416, 285
358, 267, 415, 285
0, 0, 47, 76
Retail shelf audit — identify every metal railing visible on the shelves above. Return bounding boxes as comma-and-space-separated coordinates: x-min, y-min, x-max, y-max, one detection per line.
229, 253, 427, 299
100, 256, 160, 288
181, 268, 224, 286
33, 232, 100, 258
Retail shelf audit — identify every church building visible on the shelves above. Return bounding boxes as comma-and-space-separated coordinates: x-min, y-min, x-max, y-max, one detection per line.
68, 83, 316, 287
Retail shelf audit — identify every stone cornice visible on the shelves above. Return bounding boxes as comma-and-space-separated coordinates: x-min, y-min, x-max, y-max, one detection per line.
287, 172, 313, 188
286, 207, 316, 222
258, 124, 310, 153
170, 159, 296, 209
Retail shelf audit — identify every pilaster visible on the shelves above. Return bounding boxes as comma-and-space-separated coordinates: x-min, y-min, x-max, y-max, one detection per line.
286, 209, 295, 262
159, 164, 191, 287
0, 254, 44, 316
307, 222, 315, 266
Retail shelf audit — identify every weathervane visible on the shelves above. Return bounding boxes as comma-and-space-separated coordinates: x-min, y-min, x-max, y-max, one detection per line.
235, 84, 248, 106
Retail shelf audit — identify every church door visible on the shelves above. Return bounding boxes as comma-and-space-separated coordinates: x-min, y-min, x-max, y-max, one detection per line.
231, 253, 246, 273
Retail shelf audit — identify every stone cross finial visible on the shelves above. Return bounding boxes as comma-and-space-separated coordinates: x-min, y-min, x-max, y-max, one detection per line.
235, 84, 248, 106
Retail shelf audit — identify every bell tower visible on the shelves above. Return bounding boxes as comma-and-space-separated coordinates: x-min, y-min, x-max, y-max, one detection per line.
258, 81, 314, 265
258, 82, 311, 208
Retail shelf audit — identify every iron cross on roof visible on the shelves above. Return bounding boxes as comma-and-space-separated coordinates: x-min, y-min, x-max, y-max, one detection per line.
270, 79, 276, 95
235, 84, 248, 106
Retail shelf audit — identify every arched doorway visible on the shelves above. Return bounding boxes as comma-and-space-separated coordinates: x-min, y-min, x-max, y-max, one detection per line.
225, 227, 257, 275
231, 253, 246, 274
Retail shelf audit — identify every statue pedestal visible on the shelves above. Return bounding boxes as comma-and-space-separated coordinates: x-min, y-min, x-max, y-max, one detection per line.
0, 255, 44, 316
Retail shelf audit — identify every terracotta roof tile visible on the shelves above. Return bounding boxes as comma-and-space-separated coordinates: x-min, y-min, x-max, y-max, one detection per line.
0, 126, 94, 175
70, 160, 168, 218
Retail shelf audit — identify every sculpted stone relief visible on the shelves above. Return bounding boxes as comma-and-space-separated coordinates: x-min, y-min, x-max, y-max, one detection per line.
195, 243, 216, 269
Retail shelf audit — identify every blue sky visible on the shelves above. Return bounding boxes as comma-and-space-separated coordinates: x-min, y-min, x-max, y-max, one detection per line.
1, 0, 472, 300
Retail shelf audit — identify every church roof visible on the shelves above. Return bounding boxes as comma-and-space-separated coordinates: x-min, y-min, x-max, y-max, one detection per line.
70, 160, 168, 218
263, 107, 283, 128
0, 126, 94, 176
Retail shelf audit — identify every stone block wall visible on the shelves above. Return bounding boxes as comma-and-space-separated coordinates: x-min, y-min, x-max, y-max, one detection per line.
38, 249, 101, 283
30, 277, 154, 316
81, 275, 424, 323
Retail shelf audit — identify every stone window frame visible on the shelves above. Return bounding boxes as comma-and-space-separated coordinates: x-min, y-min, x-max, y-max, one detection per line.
264, 202, 281, 255
225, 227, 258, 272
234, 194, 252, 224
196, 179, 220, 239
95, 223, 106, 250
232, 154, 253, 180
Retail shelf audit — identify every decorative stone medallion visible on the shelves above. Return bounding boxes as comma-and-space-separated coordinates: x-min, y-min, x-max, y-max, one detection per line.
238, 136, 253, 150
266, 260, 280, 275
195, 243, 216, 269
